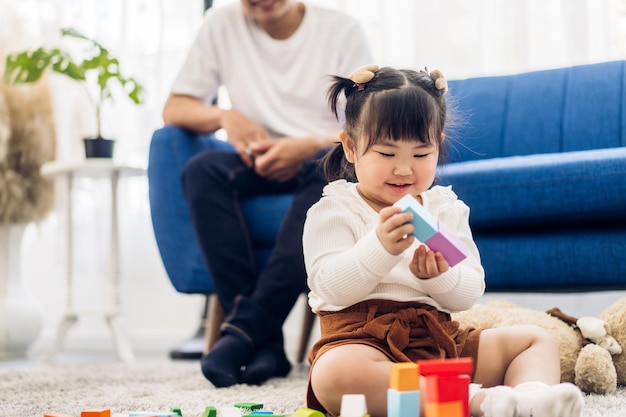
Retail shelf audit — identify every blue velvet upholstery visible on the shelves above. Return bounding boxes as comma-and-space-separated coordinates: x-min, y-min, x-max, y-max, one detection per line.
148, 60, 626, 296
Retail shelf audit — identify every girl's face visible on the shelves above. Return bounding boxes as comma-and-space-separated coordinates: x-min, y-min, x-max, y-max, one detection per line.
340, 132, 440, 212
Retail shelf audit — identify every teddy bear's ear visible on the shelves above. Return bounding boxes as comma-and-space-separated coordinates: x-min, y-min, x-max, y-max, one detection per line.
577, 317, 623, 355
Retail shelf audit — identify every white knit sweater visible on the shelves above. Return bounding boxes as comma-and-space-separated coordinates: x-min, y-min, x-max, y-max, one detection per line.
303, 180, 485, 314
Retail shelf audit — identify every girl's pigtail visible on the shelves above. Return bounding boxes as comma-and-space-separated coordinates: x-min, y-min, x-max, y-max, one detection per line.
326, 75, 355, 120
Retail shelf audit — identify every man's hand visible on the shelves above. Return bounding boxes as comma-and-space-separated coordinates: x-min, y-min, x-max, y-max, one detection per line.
250, 137, 319, 182
220, 109, 271, 168
376, 206, 415, 255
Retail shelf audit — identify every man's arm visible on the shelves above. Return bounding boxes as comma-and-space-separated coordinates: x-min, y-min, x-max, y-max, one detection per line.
163, 92, 271, 167
162, 93, 224, 134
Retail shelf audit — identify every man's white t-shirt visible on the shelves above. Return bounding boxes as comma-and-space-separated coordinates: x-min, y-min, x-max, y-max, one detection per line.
171, 2, 373, 139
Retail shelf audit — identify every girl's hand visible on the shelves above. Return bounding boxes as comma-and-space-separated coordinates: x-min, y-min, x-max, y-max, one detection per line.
409, 244, 449, 279
377, 206, 415, 255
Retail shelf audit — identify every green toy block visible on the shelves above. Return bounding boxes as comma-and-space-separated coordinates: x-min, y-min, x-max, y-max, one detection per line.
234, 403, 264, 412
201, 406, 217, 417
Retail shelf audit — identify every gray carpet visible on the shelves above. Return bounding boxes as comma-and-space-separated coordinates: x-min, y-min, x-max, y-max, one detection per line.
0, 360, 625, 417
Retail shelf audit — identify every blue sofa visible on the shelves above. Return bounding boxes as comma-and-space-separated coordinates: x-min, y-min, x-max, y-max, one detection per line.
148, 60, 626, 303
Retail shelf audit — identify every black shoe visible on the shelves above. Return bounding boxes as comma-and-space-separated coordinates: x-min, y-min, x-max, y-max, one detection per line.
169, 327, 204, 360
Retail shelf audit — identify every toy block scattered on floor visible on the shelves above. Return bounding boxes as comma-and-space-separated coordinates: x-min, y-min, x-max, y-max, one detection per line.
389, 362, 420, 391
418, 358, 474, 417
171, 408, 182, 416
293, 408, 325, 417
81, 410, 111, 417
388, 362, 420, 417
201, 406, 217, 417
424, 400, 464, 417
234, 403, 264, 412
393, 194, 468, 266
339, 394, 369, 417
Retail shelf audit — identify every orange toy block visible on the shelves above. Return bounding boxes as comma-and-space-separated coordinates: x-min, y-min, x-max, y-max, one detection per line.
81, 410, 111, 417
417, 358, 473, 377
389, 362, 420, 391
424, 400, 464, 417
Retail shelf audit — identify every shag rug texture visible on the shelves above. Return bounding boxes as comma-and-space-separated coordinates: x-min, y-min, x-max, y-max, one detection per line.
1, 360, 625, 417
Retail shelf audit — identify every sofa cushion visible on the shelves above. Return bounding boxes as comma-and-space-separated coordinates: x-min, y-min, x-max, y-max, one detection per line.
437, 147, 626, 230
476, 229, 626, 291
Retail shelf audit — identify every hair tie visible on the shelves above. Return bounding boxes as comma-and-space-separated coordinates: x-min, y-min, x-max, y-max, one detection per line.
348, 64, 379, 91
429, 69, 448, 95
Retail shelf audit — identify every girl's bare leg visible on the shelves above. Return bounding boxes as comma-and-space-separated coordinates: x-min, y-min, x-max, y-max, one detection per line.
310, 344, 392, 417
470, 325, 584, 417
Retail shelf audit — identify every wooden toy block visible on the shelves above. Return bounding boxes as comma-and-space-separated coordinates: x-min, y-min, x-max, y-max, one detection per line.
293, 408, 325, 417
423, 374, 470, 403
235, 403, 264, 412
171, 408, 182, 416
424, 400, 464, 417
339, 394, 369, 417
201, 406, 217, 417
394, 194, 468, 266
393, 194, 438, 242
387, 388, 420, 417
424, 221, 468, 267
389, 362, 420, 391
81, 410, 111, 417
249, 412, 273, 415
418, 357, 473, 377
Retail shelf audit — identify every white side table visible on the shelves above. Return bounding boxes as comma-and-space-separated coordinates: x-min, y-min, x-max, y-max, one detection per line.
41, 159, 146, 362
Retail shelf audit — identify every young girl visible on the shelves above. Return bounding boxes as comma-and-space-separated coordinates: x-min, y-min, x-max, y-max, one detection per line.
302, 65, 585, 417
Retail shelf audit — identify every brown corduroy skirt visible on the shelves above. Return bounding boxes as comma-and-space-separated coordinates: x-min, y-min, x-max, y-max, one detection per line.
306, 299, 482, 414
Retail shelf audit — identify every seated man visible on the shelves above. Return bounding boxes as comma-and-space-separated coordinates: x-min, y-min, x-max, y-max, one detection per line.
163, 0, 372, 387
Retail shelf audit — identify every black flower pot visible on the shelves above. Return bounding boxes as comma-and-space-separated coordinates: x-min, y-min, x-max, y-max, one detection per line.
83, 137, 115, 158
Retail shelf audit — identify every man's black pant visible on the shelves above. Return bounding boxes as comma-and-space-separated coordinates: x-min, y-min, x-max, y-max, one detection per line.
182, 148, 328, 348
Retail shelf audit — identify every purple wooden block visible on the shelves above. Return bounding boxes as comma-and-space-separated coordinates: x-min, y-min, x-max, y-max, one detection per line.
425, 220, 468, 267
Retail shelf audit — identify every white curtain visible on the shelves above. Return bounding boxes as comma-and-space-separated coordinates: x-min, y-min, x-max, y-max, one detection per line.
1, 0, 624, 164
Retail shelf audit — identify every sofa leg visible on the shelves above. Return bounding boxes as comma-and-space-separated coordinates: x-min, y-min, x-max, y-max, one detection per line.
203, 293, 224, 355
296, 306, 316, 364
168, 294, 210, 360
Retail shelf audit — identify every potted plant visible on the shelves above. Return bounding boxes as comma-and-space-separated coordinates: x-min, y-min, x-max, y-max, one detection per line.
3, 27, 145, 158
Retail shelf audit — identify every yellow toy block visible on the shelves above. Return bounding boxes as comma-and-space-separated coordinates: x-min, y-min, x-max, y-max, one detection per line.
293, 408, 325, 417
424, 401, 464, 417
389, 362, 420, 391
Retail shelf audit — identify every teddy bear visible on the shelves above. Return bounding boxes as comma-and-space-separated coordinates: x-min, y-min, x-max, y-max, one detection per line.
451, 297, 626, 394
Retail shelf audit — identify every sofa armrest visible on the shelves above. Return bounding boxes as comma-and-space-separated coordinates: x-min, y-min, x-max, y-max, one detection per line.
148, 125, 234, 293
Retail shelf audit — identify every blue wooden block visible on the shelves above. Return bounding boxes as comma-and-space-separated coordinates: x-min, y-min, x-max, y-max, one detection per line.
393, 194, 438, 242
387, 388, 420, 417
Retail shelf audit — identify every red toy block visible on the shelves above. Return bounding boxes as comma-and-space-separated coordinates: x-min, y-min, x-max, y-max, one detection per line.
423, 374, 470, 403
81, 410, 111, 417
418, 357, 473, 377
424, 400, 464, 417
389, 362, 420, 391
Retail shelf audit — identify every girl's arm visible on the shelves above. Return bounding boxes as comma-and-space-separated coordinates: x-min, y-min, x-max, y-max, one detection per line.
303, 199, 403, 307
